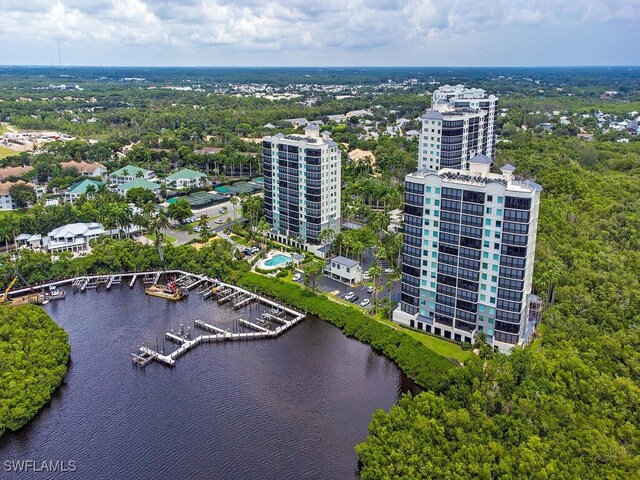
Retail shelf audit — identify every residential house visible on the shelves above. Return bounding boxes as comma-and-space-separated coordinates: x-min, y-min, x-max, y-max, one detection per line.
166, 168, 207, 189
0, 180, 36, 210
326, 114, 346, 123
65, 179, 103, 203
194, 147, 223, 155
281, 118, 309, 128
0, 165, 33, 181
345, 109, 372, 119
405, 129, 420, 138
110, 165, 156, 184
61, 160, 107, 177
43, 222, 108, 253
347, 149, 376, 168
15, 233, 42, 250
117, 178, 161, 196
326, 256, 363, 285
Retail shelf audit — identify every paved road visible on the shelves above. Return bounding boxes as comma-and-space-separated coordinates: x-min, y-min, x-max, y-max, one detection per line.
161, 198, 242, 246
293, 264, 402, 310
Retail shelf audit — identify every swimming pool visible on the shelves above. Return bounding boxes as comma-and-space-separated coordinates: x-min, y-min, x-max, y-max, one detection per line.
264, 253, 292, 268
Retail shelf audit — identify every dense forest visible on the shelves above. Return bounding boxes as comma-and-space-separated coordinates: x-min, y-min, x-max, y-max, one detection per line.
0, 305, 70, 437
356, 135, 640, 479
1, 67, 640, 476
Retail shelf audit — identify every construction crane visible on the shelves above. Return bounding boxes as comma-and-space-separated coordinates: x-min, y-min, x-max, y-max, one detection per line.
0, 276, 18, 303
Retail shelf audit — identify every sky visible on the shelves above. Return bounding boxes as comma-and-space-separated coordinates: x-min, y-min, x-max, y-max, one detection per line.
0, 0, 639, 67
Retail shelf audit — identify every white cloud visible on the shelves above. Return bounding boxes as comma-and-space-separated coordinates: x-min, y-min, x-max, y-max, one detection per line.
0, 0, 638, 53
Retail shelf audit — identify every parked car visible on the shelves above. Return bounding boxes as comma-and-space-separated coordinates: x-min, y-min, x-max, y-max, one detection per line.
214, 219, 223, 224
360, 299, 370, 307
345, 292, 355, 301
363, 271, 371, 280
383, 267, 394, 274
292, 273, 302, 282
193, 226, 202, 233
367, 286, 374, 293
349, 295, 360, 303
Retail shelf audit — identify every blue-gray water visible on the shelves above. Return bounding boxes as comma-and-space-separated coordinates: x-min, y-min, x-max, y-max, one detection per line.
0, 285, 418, 479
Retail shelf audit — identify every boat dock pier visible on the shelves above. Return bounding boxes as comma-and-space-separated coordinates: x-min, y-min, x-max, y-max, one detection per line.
233, 293, 257, 310
2, 270, 305, 370
130, 274, 306, 368
107, 275, 122, 290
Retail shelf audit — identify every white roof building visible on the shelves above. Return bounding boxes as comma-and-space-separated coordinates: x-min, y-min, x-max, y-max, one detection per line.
43, 222, 108, 252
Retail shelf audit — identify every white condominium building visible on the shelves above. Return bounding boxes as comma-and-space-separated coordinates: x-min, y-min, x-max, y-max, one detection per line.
393, 155, 541, 352
419, 85, 499, 171
263, 125, 341, 244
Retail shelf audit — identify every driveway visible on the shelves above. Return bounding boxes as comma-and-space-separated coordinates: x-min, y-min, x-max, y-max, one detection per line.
292, 265, 402, 309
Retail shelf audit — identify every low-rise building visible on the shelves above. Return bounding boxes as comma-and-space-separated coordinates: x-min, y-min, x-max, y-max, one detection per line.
326, 114, 346, 123
346, 109, 372, 119
43, 222, 108, 253
117, 178, 161, 196
110, 165, 156, 184
326, 256, 363, 285
0, 165, 33, 181
194, 147, 223, 155
16, 233, 42, 249
0, 180, 36, 210
347, 149, 376, 167
65, 179, 103, 203
61, 161, 107, 177
166, 168, 207, 189
282, 118, 309, 128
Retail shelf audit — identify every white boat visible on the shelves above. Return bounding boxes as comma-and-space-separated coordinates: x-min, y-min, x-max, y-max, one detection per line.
45, 286, 66, 301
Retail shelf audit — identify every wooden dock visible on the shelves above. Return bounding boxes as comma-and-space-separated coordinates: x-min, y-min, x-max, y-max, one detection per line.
2, 269, 305, 370
130, 274, 306, 368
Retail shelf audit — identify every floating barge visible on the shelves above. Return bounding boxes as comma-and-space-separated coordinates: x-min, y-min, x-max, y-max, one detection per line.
145, 282, 187, 301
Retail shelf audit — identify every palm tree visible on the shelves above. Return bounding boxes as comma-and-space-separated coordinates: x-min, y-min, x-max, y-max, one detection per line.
115, 204, 133, 239
318, 228, 335, 249
256, 219, 270, 249
230, 196, 240, 221
198, 215, 210, 243
369, 265, 382, 314
148, 210, 170, 264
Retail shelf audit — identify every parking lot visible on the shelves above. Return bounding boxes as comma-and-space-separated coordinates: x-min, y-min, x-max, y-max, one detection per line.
292, 263, 401, 311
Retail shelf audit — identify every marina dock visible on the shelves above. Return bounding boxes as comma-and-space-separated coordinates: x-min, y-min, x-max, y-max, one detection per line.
4, 269, 306, 370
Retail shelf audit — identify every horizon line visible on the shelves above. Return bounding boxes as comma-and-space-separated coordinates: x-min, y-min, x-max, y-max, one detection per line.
1, 64, 639, 69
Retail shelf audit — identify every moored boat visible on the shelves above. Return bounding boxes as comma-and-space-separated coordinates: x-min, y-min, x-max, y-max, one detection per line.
145, 280, 186, 301
45, 286, 66, 301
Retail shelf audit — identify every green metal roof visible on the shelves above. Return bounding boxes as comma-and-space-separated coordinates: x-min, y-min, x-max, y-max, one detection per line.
110, 165, 152, 177
68, 179, 103, 194
167, 168, 206, 181
118, 178, 161, 191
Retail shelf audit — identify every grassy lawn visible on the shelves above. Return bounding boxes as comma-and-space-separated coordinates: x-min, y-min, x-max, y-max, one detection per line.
231, 234, 257, 246
528, 323, 546, 354
376, 317, 474, 363
0, 145, 20, 159
146, 233, 176, 244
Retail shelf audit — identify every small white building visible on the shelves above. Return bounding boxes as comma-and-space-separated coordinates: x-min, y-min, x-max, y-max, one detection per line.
43, 222, 108, 253
165, 168, 206, 189
110, 165, 156, 185
326, 256, 362, 285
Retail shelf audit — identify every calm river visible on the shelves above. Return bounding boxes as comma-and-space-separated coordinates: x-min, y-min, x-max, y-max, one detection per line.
0, 285, 418, 479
